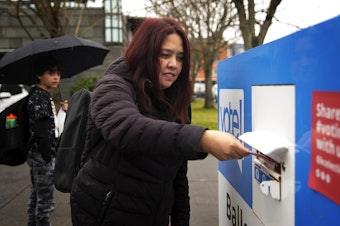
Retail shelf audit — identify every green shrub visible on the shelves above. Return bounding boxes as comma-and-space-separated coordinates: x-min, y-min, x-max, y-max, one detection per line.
69, 75, 101, 96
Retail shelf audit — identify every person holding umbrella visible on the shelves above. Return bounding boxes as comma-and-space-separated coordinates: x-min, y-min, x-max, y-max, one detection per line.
26, 55, 66, 226
0, 34, 109, 225
70, 17, 249, 226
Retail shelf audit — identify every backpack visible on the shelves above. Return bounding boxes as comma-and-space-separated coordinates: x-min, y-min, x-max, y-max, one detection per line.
53, 88, 92, 193
0, 95, 29, 166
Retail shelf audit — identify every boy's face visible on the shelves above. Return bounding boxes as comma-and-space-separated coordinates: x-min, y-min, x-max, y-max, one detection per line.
37, 69, 61, 91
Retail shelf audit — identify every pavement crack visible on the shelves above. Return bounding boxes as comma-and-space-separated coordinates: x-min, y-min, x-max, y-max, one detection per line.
0, 182, 30, 210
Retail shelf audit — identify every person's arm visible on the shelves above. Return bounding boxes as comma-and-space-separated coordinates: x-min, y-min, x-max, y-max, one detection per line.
92, 74, 248, 161
33, 117, 52, 163
171, 161, 190, 226
199, 130, 250, 161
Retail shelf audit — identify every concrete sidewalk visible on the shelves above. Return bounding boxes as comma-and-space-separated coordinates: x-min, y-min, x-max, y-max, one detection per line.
0, 155, 218, 226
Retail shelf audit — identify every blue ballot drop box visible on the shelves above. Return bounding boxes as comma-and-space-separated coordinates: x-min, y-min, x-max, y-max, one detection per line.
217, 16, 340, 226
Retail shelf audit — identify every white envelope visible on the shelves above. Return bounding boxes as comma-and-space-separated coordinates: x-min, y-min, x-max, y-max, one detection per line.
239, 131, 291, 162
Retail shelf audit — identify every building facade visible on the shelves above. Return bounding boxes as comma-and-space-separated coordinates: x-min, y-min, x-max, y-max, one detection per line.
0, 0, 142, 99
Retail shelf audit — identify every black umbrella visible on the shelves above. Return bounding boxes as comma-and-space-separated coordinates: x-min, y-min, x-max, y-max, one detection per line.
0, 34, 110, 85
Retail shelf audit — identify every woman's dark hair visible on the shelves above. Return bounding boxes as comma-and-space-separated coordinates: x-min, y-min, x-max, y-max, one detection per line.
125, 17, 192, 124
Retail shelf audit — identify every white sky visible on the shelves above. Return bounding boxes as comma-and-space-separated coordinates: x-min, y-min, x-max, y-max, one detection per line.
90, 0, 340, 44
264, 0, 340, 43
121, 0, 151, 17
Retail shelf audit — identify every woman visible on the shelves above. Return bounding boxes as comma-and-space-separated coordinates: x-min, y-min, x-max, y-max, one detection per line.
70, 17, 249, 226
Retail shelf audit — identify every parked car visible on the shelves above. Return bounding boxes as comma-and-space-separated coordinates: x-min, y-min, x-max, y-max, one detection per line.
0, 84, 29, 112
212, 83, 218, 102
193, 82, 205, 98
193, 82, 218, 102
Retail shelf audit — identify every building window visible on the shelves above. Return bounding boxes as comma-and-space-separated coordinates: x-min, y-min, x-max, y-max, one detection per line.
104, 0, 123, 44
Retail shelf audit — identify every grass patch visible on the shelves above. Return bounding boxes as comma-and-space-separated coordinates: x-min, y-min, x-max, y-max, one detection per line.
191, 99, 218, 130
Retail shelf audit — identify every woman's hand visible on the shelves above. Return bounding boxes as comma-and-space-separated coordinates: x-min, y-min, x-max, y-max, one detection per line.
199, 130, 249, 161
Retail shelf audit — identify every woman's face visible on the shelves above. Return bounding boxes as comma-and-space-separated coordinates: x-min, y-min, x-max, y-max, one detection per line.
158, 33, 184, 90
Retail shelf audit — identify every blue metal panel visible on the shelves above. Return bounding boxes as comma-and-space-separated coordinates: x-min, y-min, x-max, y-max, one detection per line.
218, 16, 340, 225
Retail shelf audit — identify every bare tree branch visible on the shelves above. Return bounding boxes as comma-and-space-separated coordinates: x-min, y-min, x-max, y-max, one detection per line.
232, 0, 282, 50
0, 0, 95, 39
148, 0, 236, 108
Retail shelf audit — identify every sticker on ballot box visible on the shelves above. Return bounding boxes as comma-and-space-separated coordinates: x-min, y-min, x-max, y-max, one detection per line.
254, 164, 272, 184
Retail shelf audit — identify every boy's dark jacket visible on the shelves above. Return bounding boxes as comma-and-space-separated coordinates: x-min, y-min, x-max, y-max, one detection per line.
70, 57, 207, 226
27, 86, 57, 163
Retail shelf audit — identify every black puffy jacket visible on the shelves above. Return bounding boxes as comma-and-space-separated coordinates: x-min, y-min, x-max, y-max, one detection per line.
70, 57, 207, 226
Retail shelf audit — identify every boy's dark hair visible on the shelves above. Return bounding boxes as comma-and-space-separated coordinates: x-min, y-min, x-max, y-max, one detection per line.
34, 55, 61, 76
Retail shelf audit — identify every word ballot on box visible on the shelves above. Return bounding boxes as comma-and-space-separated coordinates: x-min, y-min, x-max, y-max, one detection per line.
217, 16, 340, 226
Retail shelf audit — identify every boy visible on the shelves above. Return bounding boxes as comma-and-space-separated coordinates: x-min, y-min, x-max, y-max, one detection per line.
26, 56, 61, 226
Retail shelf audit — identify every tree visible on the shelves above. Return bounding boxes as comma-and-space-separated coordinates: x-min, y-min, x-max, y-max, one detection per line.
147, 0, 235, 109
232, 0, 282, 50
0, 0, 97, 39
147, 0, 283, 109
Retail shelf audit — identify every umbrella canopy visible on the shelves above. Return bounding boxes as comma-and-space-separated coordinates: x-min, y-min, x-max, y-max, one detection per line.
0, 34, 110, 85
